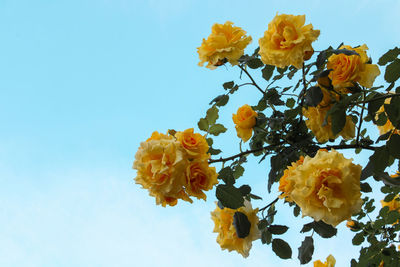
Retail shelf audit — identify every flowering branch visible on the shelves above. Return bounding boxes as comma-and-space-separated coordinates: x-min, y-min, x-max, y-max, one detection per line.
238, 64, 267, 96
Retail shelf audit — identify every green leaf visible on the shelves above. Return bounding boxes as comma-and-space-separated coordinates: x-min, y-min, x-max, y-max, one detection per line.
312, 221, 337, 238
239, 185, 251, 196
223, 81, 234, 89
384, 193, 396, 202
387, 135, 400, 158
233, 165, 245, 179
369, 146, 390, 173
218, 167, 235, 185
233, 211, 251, 238
385, 96, 400, 128
208, 147, 222, 155
261, 230, 272, 244
386, 210, 400, 224
272, 238, 292, 259
378, 47, 400, 66
247, 58, 264, 69
262, 65, 275, 81
360, 182, 372, 193
293, 205, 300, 217
268, 225, 288, 235
300, 222, 313, 233
298, 236, 314, 264
258, 219, 268, 230
367, 93, 384, 115
352, 232, 365, 245
249, 193, 262, 200
305, 86, 323, 107
286, 98, 296, 108
197, 118, 209, 131
216, 94, 229, 107
208, 124, 227, 136
384, 58, 400, 83
330, 105, 347, 136
206, 106, 219, 125
215, 184, 244, 209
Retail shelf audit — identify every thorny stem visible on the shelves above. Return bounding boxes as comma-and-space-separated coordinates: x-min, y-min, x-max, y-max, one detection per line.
238, 65, 266, 96
258, 197, 280, 213
299, 63, 308, 122
356, 90, 366, 145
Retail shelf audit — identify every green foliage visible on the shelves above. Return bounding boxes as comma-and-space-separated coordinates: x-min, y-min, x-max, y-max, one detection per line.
298, 236, 314, 264
216, 184, 244, 209
272, 238, 292, 259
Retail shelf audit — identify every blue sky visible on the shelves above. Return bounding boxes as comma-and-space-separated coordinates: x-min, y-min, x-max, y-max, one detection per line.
0, 0, 399, 266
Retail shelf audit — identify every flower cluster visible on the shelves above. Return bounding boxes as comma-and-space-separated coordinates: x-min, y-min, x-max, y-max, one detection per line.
198, 14, 319, 70
232, 104, 258, 142
133, 129, 218, 207
211, 201, 260, 258
302, 87, 355, 143
258, 13, 320, 69
278, 149, 363, 226
197, 21, 252, 69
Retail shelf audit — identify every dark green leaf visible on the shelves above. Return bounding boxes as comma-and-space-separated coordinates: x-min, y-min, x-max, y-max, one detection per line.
369, 146, 390, 173
223, 81, 234, 89
384, 59, 400, 83
208, 124, 227, 136
233, 165, 245, 179
331, 48, 359, 56
298, 236, 314, 264
313, 221, 337, 238
293, 205, 300, 217
258, 219, 268, 230
216, 95, 229, 107
198, 118, 208, 131
384, 193, 396, 202
208, 147, 222, 155
233, 211, 251, 238
386, 210, 400, 224
247, 58, 264, 69
360, 182, 372, 193
261, 230, 272, 244
215, 184, 244, 209
330, 105, 346, 136
262, 65, 275, 81
218, 167, 235, 185
268, 225, 288, 235
239, 185, 251, 196
300, 222, 314, 233
249, 193, 262, 200
367, 93, 385, 115
286, 98, 296, 108
272, 238, 292, 259
352, 232, 364, 245
378, 47, 400, 66
385, 96, 400, 128
305, 86, 323, 107
387, 135, 400, 158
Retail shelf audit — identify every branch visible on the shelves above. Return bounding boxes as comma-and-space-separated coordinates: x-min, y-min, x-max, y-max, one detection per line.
238, 65, 267, 96
320, 144, 376, 151
208, 143, 282, 164
356, 90, 366, 145
356, 93, 400, 104
258, 197, 280, 213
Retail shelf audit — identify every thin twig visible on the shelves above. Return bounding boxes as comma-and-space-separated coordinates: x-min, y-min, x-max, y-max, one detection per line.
258, 197, 280, 213
356, 90, 366, 145
238, 65, 267, 96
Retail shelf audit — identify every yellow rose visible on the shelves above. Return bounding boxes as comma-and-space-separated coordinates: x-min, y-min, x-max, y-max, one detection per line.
279, 156, 304, 202
211, 201, 260, 258
285, 149, 363, 226
258, 13, 320, 69
327, 44, 380, 91
185, 160, 218, 200
302, 88, 355, 143
376, 97, 400, 136
133, 131, 190, 207
175, 128, 209, 159
232, 104, 258, 142
197, 21, 252, 69
314, 254, 336, 267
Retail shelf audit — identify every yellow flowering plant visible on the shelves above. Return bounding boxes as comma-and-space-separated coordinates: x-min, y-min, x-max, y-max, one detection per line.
133, 13, 400, 266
